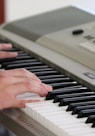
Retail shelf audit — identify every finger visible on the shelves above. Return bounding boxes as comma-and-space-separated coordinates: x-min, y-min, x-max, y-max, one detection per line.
11, 99, 40, 108
0, 43, 12, 50
0, 51, 18, 59
0, 73, 41, 86
0, 76, 30, 85
8, 80, 52, 97
2, 69, 41, 83
41, 83, 52, 92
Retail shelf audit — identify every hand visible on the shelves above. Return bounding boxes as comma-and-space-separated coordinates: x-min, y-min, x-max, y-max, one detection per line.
0, 43, 52, 109
0, 68, 52, 109
0, 43, 18, 59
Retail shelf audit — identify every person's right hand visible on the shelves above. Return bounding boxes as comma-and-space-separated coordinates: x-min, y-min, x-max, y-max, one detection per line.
0, 68, 52, 109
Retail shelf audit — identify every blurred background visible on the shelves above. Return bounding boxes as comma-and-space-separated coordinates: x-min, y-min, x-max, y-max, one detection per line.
0, 0, 95, 24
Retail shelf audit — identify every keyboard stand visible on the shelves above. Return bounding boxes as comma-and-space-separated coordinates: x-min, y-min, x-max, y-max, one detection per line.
0, 109, 56, 136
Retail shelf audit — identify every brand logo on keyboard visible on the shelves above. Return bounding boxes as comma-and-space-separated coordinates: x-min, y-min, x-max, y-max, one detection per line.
83, 72, 95, 79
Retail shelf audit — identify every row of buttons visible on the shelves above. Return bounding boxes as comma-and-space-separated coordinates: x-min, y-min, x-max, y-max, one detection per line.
72, 29, 95, 41
72, 29, 95, 54
80, 41, 95, 54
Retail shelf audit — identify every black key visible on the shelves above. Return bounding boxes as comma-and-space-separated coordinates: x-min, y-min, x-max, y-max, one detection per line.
11, 55, 32, 60
54, 92, 94, 103
72, 104, 95, 115
50, 81, 79, 90
42, 77, 73, 84
9, 47, 21, 51
0, 40, 9, 43
30, 67, 53, 72
18, 53, 29, 56
1, 59, 38, 68
1, 55, 32, 64
67, 101, 95, 111
0, 58, 14, 64
86, 115, 95, 123
59, 95, 95, 106
46, 85, 83, 100
92, 121, 95, 127
9, 58, 37, 64
77, 109, 95, 118
24, 65, 49, 70
33, 70, 59, 76
16, 50, 26, 54
39, 74, 66, 80
5, 62, 43, 69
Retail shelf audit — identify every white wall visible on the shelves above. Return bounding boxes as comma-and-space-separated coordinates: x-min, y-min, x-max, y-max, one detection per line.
5, 0, 95, 22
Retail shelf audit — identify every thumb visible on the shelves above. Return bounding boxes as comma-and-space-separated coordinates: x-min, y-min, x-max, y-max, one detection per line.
13, 99, 40, 108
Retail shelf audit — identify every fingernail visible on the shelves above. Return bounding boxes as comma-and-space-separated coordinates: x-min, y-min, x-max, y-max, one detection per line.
42, 83, 52, 91
5, 43, 12, 48
46, 85, 53, 91
33, 77, 41, 83
13, 52, 18, 56
8, 43, 12, 47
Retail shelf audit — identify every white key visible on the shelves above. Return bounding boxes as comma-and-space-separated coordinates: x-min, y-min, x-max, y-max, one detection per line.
23, 100, 95, 136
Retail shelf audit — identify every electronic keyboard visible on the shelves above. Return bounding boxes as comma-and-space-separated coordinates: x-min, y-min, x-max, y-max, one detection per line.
0, 6, 95, 136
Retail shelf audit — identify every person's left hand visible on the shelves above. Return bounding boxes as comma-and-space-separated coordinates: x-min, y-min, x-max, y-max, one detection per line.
0, 43, 18, 59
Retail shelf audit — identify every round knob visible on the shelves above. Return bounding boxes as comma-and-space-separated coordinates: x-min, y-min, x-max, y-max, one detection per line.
72, 29, 84, 35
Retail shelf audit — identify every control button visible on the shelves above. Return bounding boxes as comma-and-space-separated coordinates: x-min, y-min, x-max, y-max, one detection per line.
84, 35, 94, 40
72, 29, 84, 35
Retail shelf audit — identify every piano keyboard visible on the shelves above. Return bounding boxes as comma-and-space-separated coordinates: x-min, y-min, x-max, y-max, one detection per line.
0, 39, 95, 136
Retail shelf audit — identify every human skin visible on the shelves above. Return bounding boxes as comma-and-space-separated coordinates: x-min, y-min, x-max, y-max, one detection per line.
0, 44, 52, 109
0, 43, 18, 59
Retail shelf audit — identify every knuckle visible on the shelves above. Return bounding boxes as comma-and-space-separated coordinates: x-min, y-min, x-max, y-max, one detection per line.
19, 68, 35, 77
31, 73, 36, 78
4, 88, 13, 98
20, 68, 26, 72
19, 68, 28, 75
0, 52, 4, 57
0, 44, 3, 49
19, 100, 26, 108
25, 80, 31, 90
0, 76, 7, 83
6, 52, 11, 55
